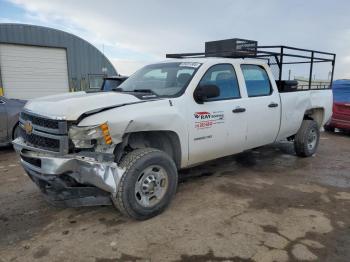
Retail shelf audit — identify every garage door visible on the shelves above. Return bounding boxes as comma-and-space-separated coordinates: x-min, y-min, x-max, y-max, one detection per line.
0, 44, 69, 100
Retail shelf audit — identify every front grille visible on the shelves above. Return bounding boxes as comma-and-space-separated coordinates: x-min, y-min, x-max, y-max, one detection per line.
20, 111, 66, 131
19, 111, 70, 154
20, 127, 60, 152
21, 112, 59, 129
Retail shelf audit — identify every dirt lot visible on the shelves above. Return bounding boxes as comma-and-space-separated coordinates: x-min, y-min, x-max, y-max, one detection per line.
0, 132, 349, 262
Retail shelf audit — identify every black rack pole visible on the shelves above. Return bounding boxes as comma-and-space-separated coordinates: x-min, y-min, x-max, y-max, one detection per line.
309, 51, 314, 90
330, 54, 336, 88
257, 45, 334, 56
278, 47, 284, 82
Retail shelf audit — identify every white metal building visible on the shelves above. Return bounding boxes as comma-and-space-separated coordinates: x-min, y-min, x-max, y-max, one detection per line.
0, 23, 117, 100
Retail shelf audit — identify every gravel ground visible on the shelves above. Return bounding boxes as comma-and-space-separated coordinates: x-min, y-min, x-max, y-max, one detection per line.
0, 131, 349, 262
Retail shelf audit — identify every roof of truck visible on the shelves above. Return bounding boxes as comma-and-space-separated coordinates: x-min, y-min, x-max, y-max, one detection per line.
163, 57, 268, 65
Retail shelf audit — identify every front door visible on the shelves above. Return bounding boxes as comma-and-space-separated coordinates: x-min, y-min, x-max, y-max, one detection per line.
188, 64, 247, 165
240, 64, 280, 149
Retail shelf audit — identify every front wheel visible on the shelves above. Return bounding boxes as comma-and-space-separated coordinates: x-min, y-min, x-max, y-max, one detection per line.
294, 120, 320, 157
112, 148, 178, 220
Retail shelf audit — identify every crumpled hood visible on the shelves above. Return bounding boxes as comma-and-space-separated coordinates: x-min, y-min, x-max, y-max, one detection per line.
24, 91, 141, 120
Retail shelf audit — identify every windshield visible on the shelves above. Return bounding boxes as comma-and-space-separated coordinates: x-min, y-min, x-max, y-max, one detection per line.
102, 79, 124, 91
118, 62, 201, 97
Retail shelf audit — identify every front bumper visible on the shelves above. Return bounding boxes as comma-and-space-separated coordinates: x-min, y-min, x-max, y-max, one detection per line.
13, 137, 124, 207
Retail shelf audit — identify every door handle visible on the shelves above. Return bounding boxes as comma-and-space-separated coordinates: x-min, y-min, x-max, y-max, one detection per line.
232, 107, 246, 113
268, 102, 279, 108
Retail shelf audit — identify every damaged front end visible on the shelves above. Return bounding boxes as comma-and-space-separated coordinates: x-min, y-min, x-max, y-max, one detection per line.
13, 111, 124, 207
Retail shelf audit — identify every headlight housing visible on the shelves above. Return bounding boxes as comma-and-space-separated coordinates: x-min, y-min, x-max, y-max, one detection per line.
69, 123, 112, 149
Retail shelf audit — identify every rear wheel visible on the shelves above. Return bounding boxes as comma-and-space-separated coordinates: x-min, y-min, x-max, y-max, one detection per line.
294, 120, 320, 157
113, 148, 178, 220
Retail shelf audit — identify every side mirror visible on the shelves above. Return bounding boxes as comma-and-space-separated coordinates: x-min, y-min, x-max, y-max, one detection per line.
194, 84, 220, 104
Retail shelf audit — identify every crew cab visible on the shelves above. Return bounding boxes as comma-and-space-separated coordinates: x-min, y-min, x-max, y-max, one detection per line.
13, 39, 335, 220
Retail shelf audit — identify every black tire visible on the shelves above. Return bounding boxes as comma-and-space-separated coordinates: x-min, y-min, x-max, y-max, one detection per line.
324, 125, 335, 132
113, 148, 178, 220
294, 120, 320, 157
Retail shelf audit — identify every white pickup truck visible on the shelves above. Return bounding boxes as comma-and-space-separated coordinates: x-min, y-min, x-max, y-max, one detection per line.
13, 40, 335, 220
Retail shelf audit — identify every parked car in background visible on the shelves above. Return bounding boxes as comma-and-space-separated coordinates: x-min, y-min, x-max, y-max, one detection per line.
0, 96, 25, 146
101, 75, 128, 91
324, 79, 350, 132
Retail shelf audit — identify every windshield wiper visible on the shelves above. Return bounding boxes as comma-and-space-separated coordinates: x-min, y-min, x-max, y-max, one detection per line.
112, 88, 158, 97
112, 88, 153, 93
131, 89, 158, 97
130, 89, 154, 93
111, 87, 124, 92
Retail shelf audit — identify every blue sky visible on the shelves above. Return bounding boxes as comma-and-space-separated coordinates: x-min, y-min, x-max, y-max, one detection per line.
1, 0, 350, 78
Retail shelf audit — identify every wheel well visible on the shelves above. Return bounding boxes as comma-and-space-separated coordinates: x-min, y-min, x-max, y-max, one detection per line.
12, 122, 19, 140
116, 131, 182, 169
304, 108, 324, 128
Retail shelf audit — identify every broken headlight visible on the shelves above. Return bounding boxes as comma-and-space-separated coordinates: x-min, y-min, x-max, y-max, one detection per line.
69, 123, 112, 149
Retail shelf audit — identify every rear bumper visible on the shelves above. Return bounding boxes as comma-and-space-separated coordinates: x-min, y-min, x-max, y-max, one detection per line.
13, 137, 124, 207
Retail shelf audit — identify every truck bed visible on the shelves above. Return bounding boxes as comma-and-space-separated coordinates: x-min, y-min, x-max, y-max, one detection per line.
277, 89, 332, 140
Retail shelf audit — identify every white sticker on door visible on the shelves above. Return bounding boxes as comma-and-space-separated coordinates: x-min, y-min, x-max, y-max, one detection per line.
194, 111, 224, 129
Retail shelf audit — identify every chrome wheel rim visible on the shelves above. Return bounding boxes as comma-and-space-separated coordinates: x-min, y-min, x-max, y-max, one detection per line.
135, 165, 169, 208
307, 128, 317, 151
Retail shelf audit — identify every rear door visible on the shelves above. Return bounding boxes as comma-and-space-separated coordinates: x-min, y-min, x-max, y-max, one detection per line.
0, 97, 8, 143
188, 63, 247, 164
239, 64, 280, 149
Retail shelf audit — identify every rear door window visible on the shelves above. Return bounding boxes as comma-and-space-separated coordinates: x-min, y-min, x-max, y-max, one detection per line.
241, 65, 272, 97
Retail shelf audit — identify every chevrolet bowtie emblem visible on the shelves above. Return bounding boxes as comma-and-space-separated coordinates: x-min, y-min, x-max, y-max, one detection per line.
24, 121, 33, 135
